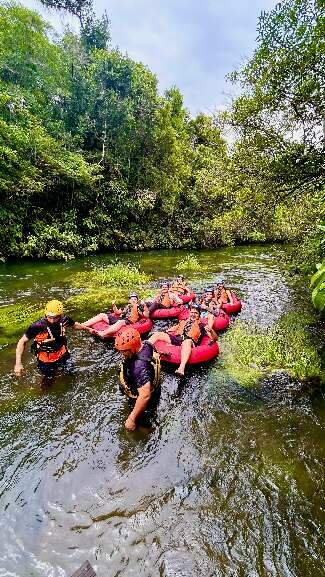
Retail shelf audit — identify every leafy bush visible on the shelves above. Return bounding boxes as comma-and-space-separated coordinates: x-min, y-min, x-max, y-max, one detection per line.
74, 262, 150, 288
67, 262, 152, 314
310, 251, 325, 314
175, 254, 203, 272
219, 313, 323, 387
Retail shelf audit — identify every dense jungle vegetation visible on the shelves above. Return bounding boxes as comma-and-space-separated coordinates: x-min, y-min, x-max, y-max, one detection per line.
0, 0, 324, 292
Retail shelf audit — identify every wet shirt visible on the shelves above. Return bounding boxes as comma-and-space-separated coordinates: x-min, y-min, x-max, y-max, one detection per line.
25, 316, 75, 351
122, 342, 155, 394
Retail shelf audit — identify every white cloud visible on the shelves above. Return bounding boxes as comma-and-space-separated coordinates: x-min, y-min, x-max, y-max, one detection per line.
21, 0, 278, 114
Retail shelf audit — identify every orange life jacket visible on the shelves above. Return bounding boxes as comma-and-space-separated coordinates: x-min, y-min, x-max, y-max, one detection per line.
122, 303, 140, 324
216, 287, 230, 304
159, 292, 172, 308
174, 319, 201, 343
34, 325, 67, 363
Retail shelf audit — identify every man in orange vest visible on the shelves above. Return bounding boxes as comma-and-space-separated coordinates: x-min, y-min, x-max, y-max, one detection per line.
148, 281, 183, 315
149, 304, 217, 376
14, 300, 92, 387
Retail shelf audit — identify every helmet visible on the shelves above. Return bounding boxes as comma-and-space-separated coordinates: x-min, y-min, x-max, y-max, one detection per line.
177, 275, 185, 280
114, 327, 141, 353
160, 281, 170, 288
45, 300, 63, 317
205, 287, 214, 294
190, 303, 201, 313
128, 292, 139, 299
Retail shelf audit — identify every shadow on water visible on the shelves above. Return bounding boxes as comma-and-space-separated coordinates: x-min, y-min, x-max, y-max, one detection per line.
0, 245, 324, 577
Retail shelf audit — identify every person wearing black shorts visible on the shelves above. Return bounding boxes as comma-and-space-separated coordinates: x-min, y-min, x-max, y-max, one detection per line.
149, 304, 217, 376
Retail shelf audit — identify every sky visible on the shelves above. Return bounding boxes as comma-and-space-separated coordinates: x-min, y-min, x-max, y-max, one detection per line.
22, 0, 277, 115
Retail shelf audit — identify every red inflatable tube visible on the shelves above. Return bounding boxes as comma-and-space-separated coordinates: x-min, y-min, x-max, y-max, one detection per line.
203, 312, 229, 331
90, 317, 153, 339
154, 335, 219, 365
179, 292, 196, 304
177, 307, 230, 331
221, 292, 241, 314
150, 306, 184, 319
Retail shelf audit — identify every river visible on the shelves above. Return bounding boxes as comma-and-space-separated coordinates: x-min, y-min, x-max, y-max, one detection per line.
0, 245, 324, 577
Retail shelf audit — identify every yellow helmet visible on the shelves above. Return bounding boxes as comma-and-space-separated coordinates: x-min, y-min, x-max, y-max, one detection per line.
45, 300, 63, 317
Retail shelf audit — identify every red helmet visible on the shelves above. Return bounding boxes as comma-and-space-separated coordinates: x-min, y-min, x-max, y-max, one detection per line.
114, 327, 141, 353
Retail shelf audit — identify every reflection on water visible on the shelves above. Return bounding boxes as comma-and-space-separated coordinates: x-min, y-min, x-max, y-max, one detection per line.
0, 245, 324, 577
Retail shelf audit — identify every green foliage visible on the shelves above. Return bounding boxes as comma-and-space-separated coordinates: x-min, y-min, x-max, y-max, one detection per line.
221, 0, 325, 295
310, 252, 325, 312
39, 0, 92, 25
219, 313, 323, 387
74, 262, 150, 289
0, 302, 44, 347
0, 0, 323, 266
67, 262, 152, 313
175, 254, 203, 272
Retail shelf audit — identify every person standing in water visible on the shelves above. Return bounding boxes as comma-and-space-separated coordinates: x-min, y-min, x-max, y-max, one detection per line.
115, 327, 161, 431
14, 300, 92, 387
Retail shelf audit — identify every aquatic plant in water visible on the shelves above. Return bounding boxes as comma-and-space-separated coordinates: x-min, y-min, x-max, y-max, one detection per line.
67, 262, 152, 314
73, 262, 150, 289
175, 254, 204, 272
218, 312, 323, 387
310, 255, 325, 313
0, 302, 44, 347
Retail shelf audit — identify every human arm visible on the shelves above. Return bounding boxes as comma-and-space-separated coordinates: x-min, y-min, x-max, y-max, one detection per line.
140, 301, 150, 318
112, 300, 123, 314
125, 382, 151, 430
170, 291, 183, 305
226, 290, 234, 305
208, 300, 220, 313
14, 335, 30, 377
204, 326, 217, 342
166, 322, 179, 334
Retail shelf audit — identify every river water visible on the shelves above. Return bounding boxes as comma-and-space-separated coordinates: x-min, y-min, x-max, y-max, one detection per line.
0, 245, 324, 577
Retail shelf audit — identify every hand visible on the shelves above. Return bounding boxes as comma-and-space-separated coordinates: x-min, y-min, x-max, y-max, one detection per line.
112, 300, 116, 306
125, 415, 136, 431
14, 363, 24, 377
205, 326, 212, 336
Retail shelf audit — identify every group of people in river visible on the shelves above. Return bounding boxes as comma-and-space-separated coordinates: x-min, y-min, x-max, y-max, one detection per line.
14, 276, 237, 431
